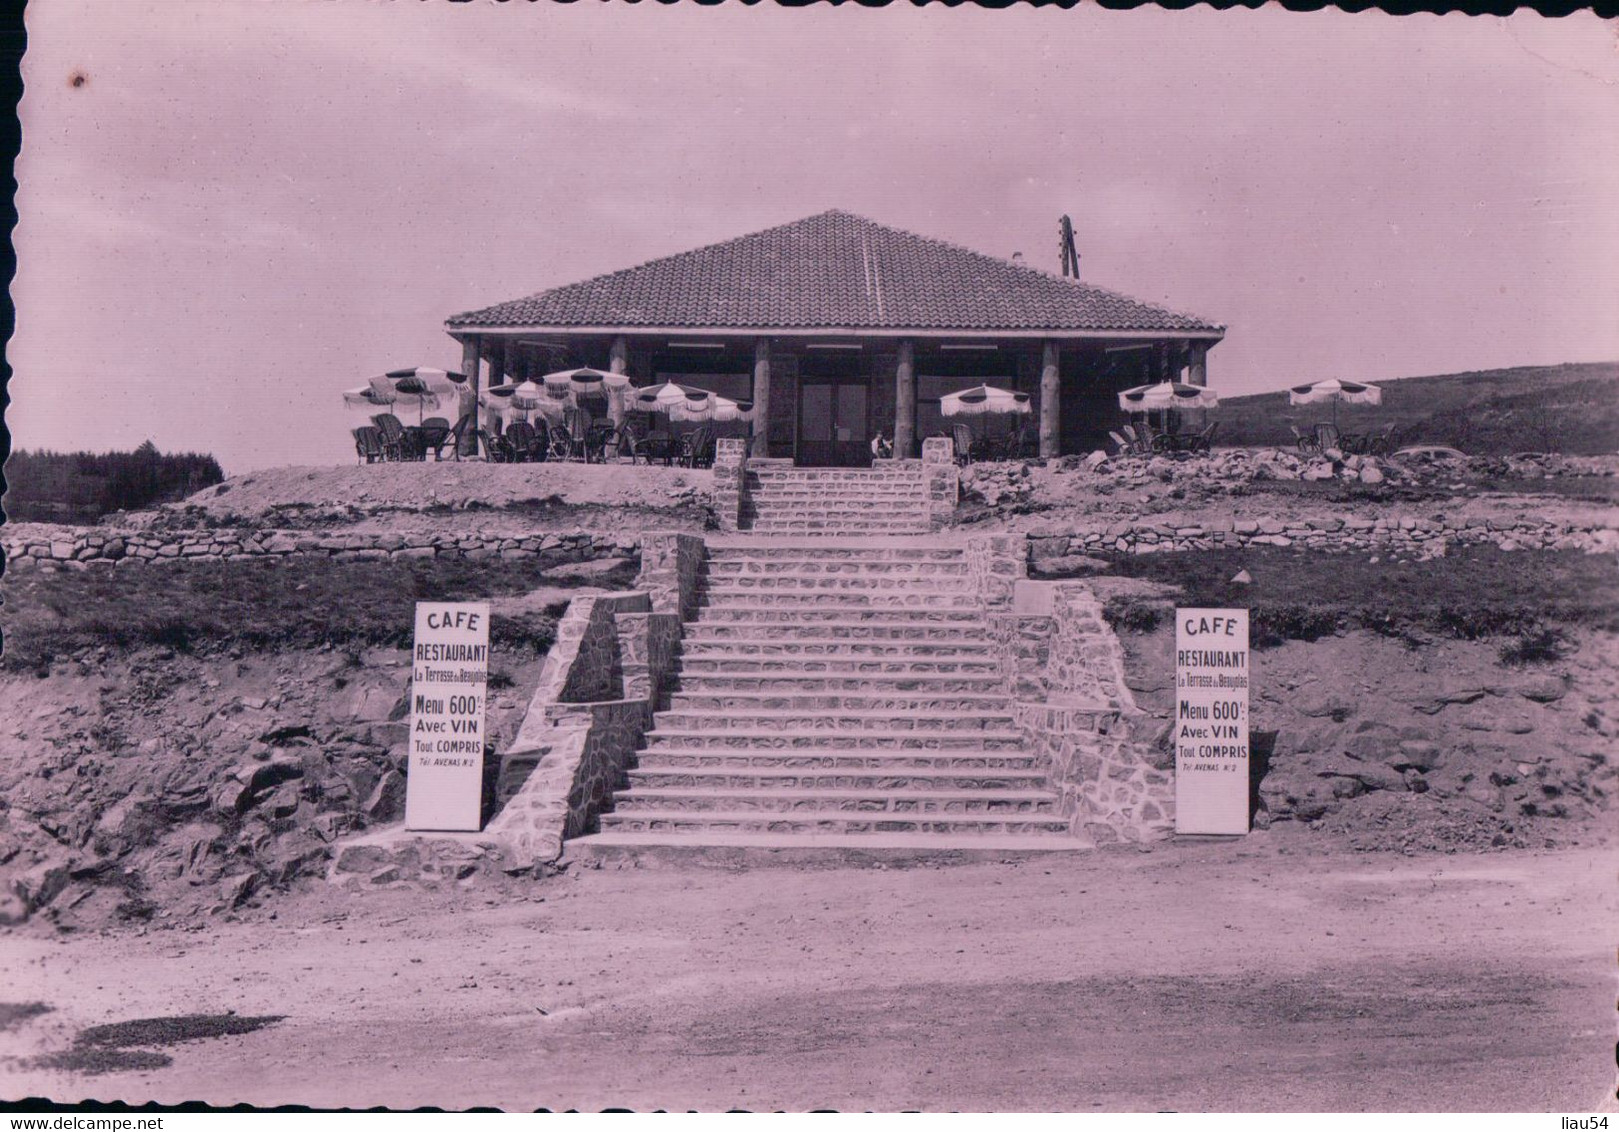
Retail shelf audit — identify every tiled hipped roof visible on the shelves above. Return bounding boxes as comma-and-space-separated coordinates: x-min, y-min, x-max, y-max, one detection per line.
447, 210, 1223, 335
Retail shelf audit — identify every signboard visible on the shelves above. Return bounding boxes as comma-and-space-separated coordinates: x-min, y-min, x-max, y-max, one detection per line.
405, 602, 490, 832
1174, 608, 1250, 836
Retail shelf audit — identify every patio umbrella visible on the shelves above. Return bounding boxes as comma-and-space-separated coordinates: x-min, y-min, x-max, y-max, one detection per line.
1288, 378, 1382, 426
385, 366, 468, 390
940, 384, 1032, 417
346, 369, 466, 424
1116, 381, 1221, 412
631, 381, 715, 419
482, 381, 565, 423
708, 396, 754, 423
541, 366, 633, 395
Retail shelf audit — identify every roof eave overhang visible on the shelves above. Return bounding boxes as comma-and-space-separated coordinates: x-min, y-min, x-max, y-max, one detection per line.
444, 323, 1226, 342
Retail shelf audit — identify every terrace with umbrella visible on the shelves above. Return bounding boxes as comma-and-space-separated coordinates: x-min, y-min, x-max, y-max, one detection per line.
938, 384, 1032, 464
1288, 378, 1390, 454
624, 381, 753, 467
342, 368, 469, 460
1116, 380, 1221, 453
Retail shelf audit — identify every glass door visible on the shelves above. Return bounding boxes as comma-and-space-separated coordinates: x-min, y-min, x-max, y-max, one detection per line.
796, 377, 870, 466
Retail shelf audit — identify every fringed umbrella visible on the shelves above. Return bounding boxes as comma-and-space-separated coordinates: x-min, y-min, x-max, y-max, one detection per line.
344, 369, 467, 424
941, 384, 1032, 417
1116, 381, 1221, 412
631, 381, 714, 419
482, 380, 565, 424
1288, 378, 1382, 426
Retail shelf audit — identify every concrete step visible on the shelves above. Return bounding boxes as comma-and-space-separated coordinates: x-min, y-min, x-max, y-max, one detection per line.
696, 592, 981, 610
693, 607, 987, 624
679, 639, 998, 659
706, 540, 965, 557
706, 560, 969, 578
625, 766, 1050, 791
635, 749, 1039, 772
747, 522, 933, 535
641, 731, 1027, 753
649, 710, 1019, 733
698, 575, 970, 594
610, 787, 1058, 815
676, 672, 1004, 693
668, 691, 1015, 713
566, 831, 1091, 861
596, 810, 1072, 837
750, 471, 925, 483
684, 621, 991, 642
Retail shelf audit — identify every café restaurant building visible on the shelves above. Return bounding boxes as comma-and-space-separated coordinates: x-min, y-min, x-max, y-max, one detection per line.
445, 210, 1224, 465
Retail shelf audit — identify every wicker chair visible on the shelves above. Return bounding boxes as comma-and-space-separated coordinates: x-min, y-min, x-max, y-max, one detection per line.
353, 426, 386, 464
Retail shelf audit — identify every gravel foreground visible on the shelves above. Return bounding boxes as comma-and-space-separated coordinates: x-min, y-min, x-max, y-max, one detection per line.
0, 838, 1612, 1112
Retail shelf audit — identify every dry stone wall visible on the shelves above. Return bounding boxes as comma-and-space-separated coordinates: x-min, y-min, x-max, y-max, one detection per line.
2, 526, 639, 568
1028, 515, 1619, 561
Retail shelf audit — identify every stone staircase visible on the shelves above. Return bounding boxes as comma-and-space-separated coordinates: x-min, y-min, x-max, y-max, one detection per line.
741, 462, 932, 536
589, 536, 1078, 850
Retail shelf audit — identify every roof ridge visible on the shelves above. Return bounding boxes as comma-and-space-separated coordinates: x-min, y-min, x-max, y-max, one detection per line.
447, 208, 1225, 334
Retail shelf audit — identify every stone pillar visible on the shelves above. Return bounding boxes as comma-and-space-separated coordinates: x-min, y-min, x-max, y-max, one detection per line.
460, 335, 482, 458
1188, 342, 1208, 387
751, 338, 772, 458
1039, 340, 1061, 459
894, 339, 916, 459
921, 436, 958, 528
711, 437, 748, 532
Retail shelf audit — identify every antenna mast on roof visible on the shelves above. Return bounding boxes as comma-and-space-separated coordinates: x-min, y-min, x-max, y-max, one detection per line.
1058, 215, 1080, 280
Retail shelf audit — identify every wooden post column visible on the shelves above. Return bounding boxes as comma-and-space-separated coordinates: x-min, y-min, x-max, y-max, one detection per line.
1039, 340, 1060, 459
1188, 342, 1209, 387
608, 336, 629, 426
894, 339, 916, 459
751, 338, 772, 458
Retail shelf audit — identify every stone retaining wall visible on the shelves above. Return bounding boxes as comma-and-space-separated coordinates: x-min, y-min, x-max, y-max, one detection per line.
972, 540, 1175, 845
2, 526, 640, 568
1001, 583, 1174, 845
1029, 515, 1619, 561
485, 590, 676, 868
481, 535, 705, 869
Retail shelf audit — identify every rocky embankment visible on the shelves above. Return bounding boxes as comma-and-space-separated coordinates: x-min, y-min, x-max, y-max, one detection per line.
1117, 627, 1617, 852
0, 644, 547, 929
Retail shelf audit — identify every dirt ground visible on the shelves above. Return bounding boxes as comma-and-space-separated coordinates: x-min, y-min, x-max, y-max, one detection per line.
166, 463, 715, 524
0, 838, 1612, 1112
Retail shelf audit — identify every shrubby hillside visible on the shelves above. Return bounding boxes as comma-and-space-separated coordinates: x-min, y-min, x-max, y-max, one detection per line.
1208, 362, 1619, 456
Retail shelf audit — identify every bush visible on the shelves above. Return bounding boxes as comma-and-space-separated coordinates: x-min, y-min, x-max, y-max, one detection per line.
1498, 627, 1569, 667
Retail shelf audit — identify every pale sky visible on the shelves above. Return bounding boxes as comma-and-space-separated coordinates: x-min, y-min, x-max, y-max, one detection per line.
10, 0, 1618, 473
